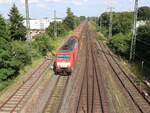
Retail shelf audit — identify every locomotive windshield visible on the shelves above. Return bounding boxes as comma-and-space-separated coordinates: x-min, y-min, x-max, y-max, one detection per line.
57, 55, 71, 60
60, 38, 77, 52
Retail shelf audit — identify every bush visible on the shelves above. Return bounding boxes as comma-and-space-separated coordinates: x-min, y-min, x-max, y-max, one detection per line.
0, 39, 20, 82
33, 35, 54, 56
11, 41, 32, 68
136, 23, 150, 61
47, 22, 66, 38
108, 33, 131, 58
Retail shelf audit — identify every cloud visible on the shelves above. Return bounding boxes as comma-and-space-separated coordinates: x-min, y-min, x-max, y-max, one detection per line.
36, 3, 48, 10
45, 0, 67, 3
0, 0, 9, 4
103, 0, 118, 7
20, 0, 40, 4
72, 0, 88, 6
72, 0, 82, 5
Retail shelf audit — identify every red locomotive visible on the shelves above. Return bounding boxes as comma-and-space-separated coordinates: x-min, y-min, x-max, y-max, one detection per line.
53, 37, 79, 75
53, 22, 87, 75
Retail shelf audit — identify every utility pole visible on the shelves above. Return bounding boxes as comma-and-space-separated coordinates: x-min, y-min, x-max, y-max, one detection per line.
100, 16, 102, 31
129, 0, 138, 61
109, 7, 113, 39
54, 10, 57, 38
25, 0, 32, 60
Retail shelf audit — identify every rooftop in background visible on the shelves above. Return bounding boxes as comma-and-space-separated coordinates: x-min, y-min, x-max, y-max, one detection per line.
23, 18, 63, 30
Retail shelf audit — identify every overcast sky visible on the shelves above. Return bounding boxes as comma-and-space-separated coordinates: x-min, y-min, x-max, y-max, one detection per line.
0, 0, 150, 19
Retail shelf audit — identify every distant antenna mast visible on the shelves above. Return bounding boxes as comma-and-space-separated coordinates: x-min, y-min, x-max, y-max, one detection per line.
129, 0, 138, 61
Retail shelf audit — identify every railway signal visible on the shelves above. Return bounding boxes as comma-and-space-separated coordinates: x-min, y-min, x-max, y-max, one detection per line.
129, 0, 138, 61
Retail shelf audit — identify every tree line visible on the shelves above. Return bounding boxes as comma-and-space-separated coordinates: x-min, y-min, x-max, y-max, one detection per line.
96, 6, 150, 80
46, 8, 86, 37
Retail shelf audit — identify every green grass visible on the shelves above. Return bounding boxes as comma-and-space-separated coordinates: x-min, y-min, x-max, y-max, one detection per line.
130, 62, 150, 80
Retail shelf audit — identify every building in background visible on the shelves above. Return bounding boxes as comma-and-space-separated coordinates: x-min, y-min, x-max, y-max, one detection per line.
23, 18, 63, 30
136, 20, 147, 28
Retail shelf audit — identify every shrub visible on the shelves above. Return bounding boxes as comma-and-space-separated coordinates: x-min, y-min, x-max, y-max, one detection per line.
33, 35, 54, 56
108, 33, 131, 58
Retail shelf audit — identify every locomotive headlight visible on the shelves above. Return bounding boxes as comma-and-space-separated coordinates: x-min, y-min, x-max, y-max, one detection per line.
66, 62, 71, 67
57, 62, 71, 67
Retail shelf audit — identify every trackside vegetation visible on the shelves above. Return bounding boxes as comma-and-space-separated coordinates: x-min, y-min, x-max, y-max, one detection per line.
0, 5, 85, 91
95, 6, 150, 81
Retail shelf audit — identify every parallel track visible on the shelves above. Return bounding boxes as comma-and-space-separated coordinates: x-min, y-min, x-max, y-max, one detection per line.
97, 40, 150, 113
43, 76, 70, 113
0, 60, 50, 113
75, 29, 110, 113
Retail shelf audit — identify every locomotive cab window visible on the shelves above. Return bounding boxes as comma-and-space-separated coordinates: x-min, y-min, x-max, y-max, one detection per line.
57, 55, 71, 60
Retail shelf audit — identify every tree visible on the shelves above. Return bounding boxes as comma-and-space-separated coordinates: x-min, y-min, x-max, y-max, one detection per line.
100, 12, 133, 36
113, 12, 133, 35
33, 35, 54, 56
0, 15, 19, 82
100, 12, 110, 28
138, 6, 150, 20
136, 23, 150, 61
108, 33, 131, 58
47, 22, 66, 38
8, 4, 27, 41
63, 8, 75, 30
79, 16, 86, 22
0, 15, 9, 40
11, 41, 32, 68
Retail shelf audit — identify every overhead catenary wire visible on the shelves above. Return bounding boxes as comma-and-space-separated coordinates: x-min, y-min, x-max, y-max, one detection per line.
136, 39, 150, 46
135, 54, 150, 65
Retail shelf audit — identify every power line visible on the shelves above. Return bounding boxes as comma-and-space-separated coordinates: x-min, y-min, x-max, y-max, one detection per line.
136, 39, 150, 46
135, 54, 150, 65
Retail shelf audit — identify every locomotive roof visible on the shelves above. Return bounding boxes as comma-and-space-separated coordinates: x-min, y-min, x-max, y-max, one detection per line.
59, 37, 77, 53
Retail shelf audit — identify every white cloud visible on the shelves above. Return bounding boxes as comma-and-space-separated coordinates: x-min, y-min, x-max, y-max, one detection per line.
20, 0, 40, 4
0, 0, 9, 4
72, 0, 88, 6
72, 0, 82, 5
45, 0, 67, 3
103, 0, 117, 7
37, 3, 48, 10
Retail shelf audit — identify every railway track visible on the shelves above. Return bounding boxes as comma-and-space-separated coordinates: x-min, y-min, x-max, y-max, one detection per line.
43, 76, 69, 113
97, 39, 150, 113
75, 30, 110, 113
90, 34, 110, 113
0, 60, 50, 113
